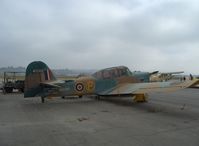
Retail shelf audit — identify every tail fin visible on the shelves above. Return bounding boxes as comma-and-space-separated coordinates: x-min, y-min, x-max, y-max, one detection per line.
24, 61, 56, 97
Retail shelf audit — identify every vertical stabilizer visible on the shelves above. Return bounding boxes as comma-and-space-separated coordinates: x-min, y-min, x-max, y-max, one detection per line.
24, 61, 56, 97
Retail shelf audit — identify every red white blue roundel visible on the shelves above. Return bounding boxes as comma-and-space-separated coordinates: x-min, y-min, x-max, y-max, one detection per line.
76, 83, 84, 92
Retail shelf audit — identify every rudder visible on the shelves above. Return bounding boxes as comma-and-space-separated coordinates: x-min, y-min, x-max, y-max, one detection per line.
24, 61, 56, 97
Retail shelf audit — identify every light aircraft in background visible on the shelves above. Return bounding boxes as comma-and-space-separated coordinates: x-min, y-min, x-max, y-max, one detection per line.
24, 61, 198, 103
150, 71, 184, 82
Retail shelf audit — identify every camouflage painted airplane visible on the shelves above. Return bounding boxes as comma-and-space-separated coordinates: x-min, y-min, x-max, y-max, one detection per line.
24, 61, 199, 103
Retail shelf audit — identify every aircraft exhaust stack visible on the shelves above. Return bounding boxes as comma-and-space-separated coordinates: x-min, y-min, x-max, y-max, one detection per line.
24, 61, 56, 97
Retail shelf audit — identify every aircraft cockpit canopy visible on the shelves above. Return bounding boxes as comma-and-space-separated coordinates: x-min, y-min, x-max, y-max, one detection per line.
92, 66, 132, 79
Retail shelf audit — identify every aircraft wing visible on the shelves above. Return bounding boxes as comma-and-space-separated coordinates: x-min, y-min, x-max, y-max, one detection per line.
149, 71, 159, 75
98, 79, 199, 96
161, 71, 184, 75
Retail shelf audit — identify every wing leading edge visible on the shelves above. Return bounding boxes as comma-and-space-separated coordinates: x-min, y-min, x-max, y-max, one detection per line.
98, 79, 199, 96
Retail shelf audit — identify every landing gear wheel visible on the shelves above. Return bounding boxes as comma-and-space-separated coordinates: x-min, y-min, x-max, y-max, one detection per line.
4, 87, 13, 93
41, 97, 45, 103
79, 95, 83, 98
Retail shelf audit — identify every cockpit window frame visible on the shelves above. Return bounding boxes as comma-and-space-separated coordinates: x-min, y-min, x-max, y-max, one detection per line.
92, 66, 132, 79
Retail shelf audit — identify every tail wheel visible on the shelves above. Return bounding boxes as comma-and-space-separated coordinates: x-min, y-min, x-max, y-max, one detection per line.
41, 97, 45, 103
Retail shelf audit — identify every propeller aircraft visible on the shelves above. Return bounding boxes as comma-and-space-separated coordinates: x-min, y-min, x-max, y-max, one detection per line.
150, 71, 184, 82
24, 61, 199, 103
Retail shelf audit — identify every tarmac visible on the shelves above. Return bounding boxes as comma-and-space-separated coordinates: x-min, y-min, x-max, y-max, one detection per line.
0, 88, 199, 146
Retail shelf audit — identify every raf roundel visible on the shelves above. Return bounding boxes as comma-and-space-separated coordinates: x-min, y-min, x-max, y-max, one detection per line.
76, 83, 84, 92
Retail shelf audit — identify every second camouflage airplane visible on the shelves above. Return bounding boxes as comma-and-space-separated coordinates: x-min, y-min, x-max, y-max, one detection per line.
24, 61, 199, 103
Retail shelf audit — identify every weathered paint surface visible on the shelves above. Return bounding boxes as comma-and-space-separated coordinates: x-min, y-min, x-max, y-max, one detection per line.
24, 61, 199, 99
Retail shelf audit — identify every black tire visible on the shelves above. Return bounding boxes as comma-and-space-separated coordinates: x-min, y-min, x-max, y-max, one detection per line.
20, 88, 24, 93
4, 87, 13, 93
17, 88, 24, 93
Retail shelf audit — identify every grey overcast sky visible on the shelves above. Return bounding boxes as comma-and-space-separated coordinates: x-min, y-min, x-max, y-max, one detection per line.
0, 0, 199, 73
